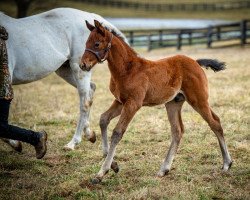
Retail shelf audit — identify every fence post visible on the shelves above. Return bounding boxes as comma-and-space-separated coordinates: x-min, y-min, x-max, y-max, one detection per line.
216, 27, 221, 40
188, 31, 192, 45
129, 31, 134, 46
207, 26, 213, 48
177, 31, 182, 50
159, 30, 163, 47
148, 34, 152, 51
240, 20, 247, 46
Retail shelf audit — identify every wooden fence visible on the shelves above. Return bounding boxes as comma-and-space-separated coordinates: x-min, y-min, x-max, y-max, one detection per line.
76, 0, 250, 11
121, 20, 250, 51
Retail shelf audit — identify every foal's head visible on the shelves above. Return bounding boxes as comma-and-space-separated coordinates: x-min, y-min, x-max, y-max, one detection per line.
80, 20, 113, 71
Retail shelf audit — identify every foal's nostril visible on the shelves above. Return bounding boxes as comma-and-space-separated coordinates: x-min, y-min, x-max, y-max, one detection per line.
80, 62, 86, 70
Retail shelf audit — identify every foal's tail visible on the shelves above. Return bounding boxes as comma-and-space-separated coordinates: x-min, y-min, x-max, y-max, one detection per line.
196, 59, 226, 72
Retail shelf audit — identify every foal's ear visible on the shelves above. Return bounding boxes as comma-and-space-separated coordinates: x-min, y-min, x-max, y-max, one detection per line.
94, 20, 105, 36
85, 20, 95, 31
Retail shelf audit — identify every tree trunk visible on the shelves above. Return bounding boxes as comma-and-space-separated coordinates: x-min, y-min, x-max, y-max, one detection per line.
14, 0, 33, 18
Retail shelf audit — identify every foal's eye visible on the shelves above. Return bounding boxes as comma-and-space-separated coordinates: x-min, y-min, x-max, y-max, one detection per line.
94, 42, 100, 48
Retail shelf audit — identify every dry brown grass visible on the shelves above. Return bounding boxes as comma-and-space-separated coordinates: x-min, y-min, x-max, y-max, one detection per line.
0, 44, 250, 199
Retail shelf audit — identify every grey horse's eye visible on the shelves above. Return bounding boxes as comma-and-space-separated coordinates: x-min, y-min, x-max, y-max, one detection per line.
94, 42, 100, 48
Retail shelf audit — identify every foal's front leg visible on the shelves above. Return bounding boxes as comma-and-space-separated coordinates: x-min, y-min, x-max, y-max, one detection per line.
100, 100, 122, 157
92, 100, 141, 183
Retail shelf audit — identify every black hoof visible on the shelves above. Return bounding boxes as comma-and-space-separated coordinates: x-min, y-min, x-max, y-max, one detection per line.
157, 169, 169, 178
88, 131, 96, 143
162, 169, 170, 176
111, 161, 119, 173
91, 177, 102, 184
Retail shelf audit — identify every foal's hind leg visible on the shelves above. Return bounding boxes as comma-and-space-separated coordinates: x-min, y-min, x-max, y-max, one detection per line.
190, 101, 232, 171
157, 96, 185, 177
183, 75, 232, 171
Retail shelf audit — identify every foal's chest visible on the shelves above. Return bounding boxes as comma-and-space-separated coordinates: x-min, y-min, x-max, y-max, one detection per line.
109, 78, 132, 104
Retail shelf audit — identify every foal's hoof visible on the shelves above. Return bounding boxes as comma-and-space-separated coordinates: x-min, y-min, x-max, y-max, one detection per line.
111, 161, 119, 173
91, 177, 102, 184
156, 169, 169, 178
222, 161, 233, 171
88, 131, 96, 143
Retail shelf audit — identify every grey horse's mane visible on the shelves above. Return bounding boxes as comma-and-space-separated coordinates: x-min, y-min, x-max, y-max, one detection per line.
101, 23, 129, 44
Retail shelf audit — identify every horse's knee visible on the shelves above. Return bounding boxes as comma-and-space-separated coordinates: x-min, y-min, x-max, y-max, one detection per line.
89, 82, 96, 100
81, 102, 90, 112
90, 82, 96, 92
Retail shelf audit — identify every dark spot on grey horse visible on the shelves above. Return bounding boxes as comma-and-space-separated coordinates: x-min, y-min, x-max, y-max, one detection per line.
44, 13, 59, 18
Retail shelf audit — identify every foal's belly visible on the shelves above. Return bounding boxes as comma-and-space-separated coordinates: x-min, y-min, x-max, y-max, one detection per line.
143, 91, 179, 106
143, 85, 180, 106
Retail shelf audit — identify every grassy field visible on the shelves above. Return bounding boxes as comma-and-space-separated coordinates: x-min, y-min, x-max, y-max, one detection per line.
0, 44, 249, 199
1, 0, 250, 19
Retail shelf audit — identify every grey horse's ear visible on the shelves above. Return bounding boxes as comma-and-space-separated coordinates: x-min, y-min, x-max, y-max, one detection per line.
85, 20, 95, 31
94, 20, 105, 36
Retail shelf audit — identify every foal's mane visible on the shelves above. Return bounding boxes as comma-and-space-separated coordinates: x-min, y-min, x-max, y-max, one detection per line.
102, 23, 138, 56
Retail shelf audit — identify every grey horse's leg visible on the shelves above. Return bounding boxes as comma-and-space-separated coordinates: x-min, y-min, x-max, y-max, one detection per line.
55, 62, 96, 150
1, 138, 22, 152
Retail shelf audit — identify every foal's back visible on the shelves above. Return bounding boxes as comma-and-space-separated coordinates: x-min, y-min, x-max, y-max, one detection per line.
139, 55, 208, 105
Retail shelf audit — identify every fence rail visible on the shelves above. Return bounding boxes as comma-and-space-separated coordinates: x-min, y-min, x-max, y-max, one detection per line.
75, 0, 250, 11
121, 20, 250, 51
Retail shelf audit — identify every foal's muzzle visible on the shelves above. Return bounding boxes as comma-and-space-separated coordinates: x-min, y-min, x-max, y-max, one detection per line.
80, 62, 92, 71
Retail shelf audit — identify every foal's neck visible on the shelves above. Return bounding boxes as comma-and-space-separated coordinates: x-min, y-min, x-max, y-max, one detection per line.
107, 36, 140, 78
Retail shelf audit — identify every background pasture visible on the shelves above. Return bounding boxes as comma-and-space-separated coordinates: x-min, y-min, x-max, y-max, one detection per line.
1, 0, 250, 19
0, 45, 249, 199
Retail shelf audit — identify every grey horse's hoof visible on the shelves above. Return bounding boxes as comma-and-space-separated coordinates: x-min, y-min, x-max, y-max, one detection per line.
13, 141, 22, 152
91, 177, 102, 184
2, 139, 22, 152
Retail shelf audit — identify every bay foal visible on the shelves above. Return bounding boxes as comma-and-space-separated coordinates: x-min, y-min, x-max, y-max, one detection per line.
81, 20, 232, 183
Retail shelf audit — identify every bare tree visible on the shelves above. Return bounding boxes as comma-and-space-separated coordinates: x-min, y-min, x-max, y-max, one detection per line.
14, 0, 34, 18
